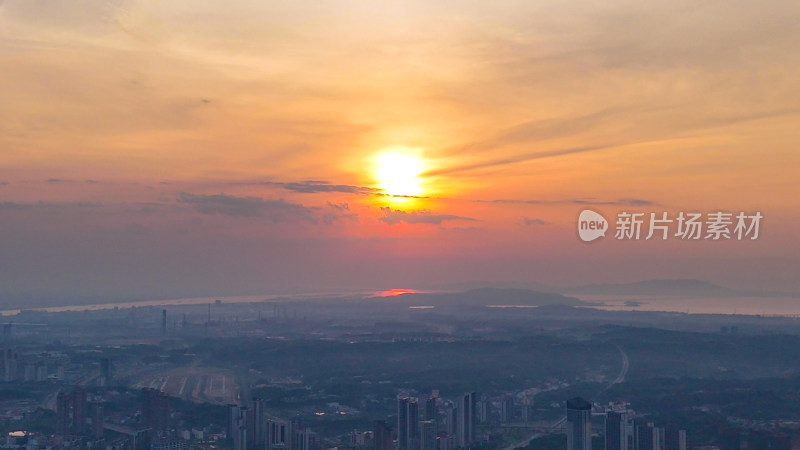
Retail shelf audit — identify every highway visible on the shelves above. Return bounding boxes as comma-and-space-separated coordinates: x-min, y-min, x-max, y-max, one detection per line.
502, 344, 629, 450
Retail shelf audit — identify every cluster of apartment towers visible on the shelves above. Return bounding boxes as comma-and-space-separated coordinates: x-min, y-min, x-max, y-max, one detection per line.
225, 392, 479, 450
55, 387, 105, 440
566, 397, 688, 450
55, 387, 169, 447
394, 392, 478, 450
226, 400, 318, 450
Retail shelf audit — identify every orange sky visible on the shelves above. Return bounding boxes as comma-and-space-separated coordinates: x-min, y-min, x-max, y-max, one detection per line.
1, 0, 799, 304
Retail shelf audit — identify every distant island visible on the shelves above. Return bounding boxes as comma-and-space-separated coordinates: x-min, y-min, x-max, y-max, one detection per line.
558, 278, 797, 298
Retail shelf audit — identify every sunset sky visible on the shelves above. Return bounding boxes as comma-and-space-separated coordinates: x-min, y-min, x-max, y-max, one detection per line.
1, 0, 799, 306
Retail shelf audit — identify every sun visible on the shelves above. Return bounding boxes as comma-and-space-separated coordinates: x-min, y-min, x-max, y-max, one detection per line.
373, 149, 425, 197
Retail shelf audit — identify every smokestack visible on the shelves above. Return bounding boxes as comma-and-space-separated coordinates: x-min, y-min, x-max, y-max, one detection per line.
162, 309, 167, 335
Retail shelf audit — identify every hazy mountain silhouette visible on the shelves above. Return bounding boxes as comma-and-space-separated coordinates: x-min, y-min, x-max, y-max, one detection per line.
377, 287, 591, 307
559, 278, 796, 298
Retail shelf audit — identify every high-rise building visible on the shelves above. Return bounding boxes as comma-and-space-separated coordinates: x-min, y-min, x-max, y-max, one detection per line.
425, 396, 438, 422
397, 396, 420, 450
438, 432, 453, 450
245, 406, 256, 450
35, 364, 47, 382
267, 418, 291, 450
72, 387, 88, 435
565, 397, 591, 450
420, 420, 436, 450
456, 392, 476, 448
771, 433, 791, 450
654, 426, 665, 450
444, 405, 457, 438
477, 395, 488, 424
235, 421, 247, 450
234, 406, 249, 450
291, 427, 317, 450
131, 428, 149, 450
91, 403, 104, 438
634, 420, 658, 450
347, 430, 372, 450
719, 429, 740, 450
226, 404, 239, 441
398, 397, 410, 450
2, 348, 18, 382
408, 398, 419, 450
56, 391, 71, 437
252, 398, 267, 449
520, 397, 535, 424
605, 412, 628, 450
423, 395, 438, 445
745, 431, 790, 450
23, 364, 35, 381
374, 420, 392, 450
499, 396, 513, 423
141, 388, 169, 432
664, 428, 686, 450
150, 439, 188, 450
101, 358, 113, 383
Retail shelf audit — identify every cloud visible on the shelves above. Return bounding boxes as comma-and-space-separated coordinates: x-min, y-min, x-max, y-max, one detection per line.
322, 202, 358, 224
327, 202, 350, 211
450, 107, 632, 153
425, 144, 620, 177
0, 201, 102, 212
446, 226, 482, 232
377, 193, 431, 199
42, 178, 102, 185
428, 105, 800, 177
0, 202, 29, 211
523, 218, 547, 226
178, 192, 316, 222
126, 202, 165, 213
0, 182, 8, 187
621, 198, 654, 207
262, 180, 380, 195
379, 207, 475, 225
427, 79, 800, 177
488, 197, 655, 207
261, 180, 432, 198
323, 212, 358, 225
572, 198, 654, 207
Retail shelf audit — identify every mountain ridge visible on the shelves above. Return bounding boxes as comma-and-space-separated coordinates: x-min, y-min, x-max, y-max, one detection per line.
558, 278, 796, 298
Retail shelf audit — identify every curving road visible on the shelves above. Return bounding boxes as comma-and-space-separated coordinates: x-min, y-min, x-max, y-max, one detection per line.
502, 344, 629, 450
614, 344, 629, 384
597, 344, 629, 395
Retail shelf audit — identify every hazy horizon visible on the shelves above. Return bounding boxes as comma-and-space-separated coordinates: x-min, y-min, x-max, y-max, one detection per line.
2, 0, 799, 306
1, 277, 797, 315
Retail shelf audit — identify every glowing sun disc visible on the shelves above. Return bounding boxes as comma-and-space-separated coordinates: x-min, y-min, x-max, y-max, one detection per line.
373, 150, 424, 197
